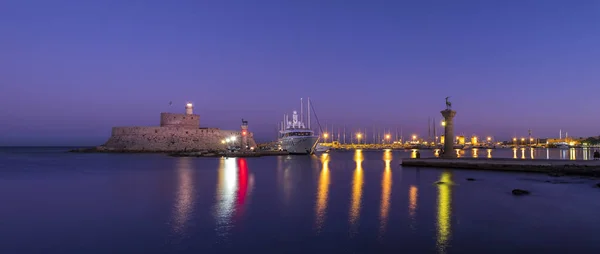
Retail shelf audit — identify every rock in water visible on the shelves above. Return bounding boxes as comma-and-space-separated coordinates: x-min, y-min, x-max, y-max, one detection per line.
512, 189, 530, 195
466, 178, 476, 181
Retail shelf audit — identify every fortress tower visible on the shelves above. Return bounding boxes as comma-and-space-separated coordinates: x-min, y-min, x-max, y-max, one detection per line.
160, 103, 200, 129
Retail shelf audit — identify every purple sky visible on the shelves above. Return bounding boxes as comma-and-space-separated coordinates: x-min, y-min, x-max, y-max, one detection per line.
1, 0, 599, 145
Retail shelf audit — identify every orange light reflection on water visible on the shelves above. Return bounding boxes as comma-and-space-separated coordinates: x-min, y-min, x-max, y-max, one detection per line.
349, 150, 364, 235
315, 153, 330, 232
379, 150, 392, 236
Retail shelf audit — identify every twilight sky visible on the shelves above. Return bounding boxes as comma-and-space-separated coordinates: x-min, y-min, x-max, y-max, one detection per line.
1, 0, 599, 145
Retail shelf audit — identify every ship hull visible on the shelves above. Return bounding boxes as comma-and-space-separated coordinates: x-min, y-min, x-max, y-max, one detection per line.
281, 136, 319, 154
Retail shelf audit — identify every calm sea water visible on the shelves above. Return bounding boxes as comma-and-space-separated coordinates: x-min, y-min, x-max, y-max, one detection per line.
1, 147, 600, 254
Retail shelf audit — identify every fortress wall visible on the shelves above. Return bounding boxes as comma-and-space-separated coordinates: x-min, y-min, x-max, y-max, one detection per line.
160, 113, 200, 129
103, 126, 257, 152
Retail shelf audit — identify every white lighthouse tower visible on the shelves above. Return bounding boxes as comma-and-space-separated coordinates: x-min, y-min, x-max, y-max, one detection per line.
185, 102, 193, 115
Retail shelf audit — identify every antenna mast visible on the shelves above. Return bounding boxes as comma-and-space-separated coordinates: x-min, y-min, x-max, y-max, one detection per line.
308, 97, 311, 129
300, 98, 303, 127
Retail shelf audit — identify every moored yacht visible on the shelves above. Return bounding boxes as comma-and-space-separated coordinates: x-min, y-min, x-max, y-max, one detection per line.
555, 142, 569, 149
279, 99, 319, 155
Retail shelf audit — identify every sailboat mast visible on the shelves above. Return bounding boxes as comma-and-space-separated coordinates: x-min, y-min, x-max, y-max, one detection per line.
300, 98, 303, 127
307, 97, 311, 129
400, 127, 403, 143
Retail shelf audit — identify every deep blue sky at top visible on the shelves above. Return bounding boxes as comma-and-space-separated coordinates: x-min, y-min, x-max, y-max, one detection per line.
1, 0, 599, 145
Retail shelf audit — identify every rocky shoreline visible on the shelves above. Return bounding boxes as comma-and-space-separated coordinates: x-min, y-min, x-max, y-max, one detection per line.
69, 146, 290, 158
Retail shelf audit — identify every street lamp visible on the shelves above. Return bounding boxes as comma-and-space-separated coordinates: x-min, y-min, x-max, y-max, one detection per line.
356, 133, 362, 144
487, 137, 491, 142
441, 121, 446, 127
323, 133, 329, 143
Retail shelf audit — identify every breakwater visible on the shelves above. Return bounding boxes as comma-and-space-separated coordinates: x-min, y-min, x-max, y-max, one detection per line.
401, 158, 600, 176
169, 150, 289, 158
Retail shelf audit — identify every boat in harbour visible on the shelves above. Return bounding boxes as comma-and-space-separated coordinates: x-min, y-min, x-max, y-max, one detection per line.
278, 99, 319, 155
555, 142, 569, 149
314, 144, 330, 153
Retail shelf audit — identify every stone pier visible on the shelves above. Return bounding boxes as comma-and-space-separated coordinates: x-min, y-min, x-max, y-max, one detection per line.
441, 109, 457, 158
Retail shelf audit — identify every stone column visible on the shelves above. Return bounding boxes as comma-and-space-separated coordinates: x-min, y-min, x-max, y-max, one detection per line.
441, 109, 457, 158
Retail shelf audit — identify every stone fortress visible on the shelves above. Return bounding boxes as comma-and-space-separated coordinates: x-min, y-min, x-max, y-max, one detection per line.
96, 103, 257, 152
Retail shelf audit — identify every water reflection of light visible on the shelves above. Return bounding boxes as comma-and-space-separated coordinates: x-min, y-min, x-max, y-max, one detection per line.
436, 171, 452, 253
235, 158, 251, 220
379, 150, 392, 236
315, 153, 330, 232
569, 148, 576, 160
520, 148, 526, 159
472, 148, 478, 158
583, 147, 589, 160
455, 149, 462, 158
408, 185, 418, 225
546, 148, 550, 160
513, 148, 517, 159
560, 149, 567, 160
214, 157, 238, 237
434, 149, 440, 157
487, 149, 492, 158
349, 149, 364, 235
530, 148, 535, 159
171, 157, 195, 235
410, 149, 417, 158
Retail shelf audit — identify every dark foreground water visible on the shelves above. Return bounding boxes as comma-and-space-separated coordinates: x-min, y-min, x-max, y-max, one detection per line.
1, 148, 600, 254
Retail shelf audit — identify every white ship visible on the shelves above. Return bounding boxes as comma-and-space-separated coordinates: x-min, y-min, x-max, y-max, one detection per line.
279, 99, 319, 155
555, 142, 569, 149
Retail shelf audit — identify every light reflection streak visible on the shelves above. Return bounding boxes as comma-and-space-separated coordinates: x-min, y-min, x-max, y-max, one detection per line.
349, 149, 364, 235
521, 148, 526, 159
583, 147, 589, 160
530, 148, 535, 159
472, 148, 478, 158
171, 157, 195, 235
546, 148, 550, 160
408, 185, 418, 228
569, 148, 576, 160
513, 148, 517, 159
235, 158, 251, 220
487, 149, 492, 158
315, 153, 330, 233
379, 150, 392, 236
436, 171, 453, 253
214, 157, 238, 238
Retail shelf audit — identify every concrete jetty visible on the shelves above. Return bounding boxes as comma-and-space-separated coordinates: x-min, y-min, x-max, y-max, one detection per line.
401, 158, 600, 176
